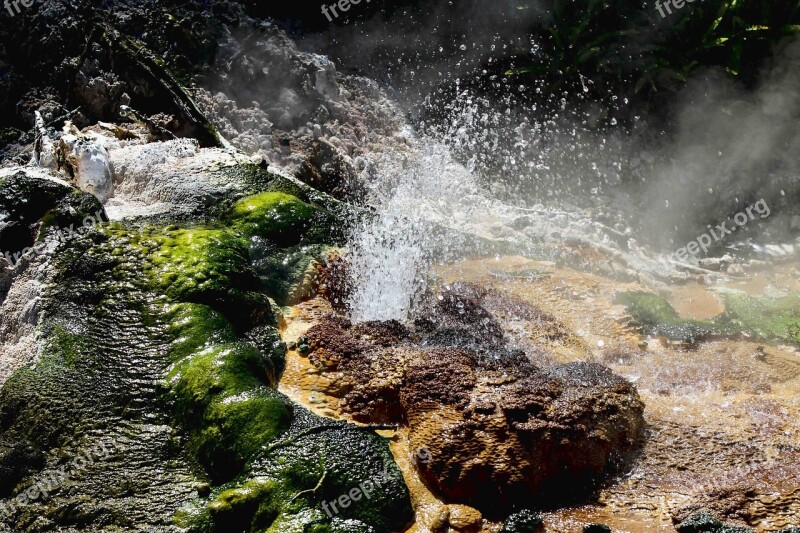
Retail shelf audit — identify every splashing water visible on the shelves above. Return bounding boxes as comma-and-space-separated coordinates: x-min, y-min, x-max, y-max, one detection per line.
344, 94, 697, 324
346, 141, 481, 323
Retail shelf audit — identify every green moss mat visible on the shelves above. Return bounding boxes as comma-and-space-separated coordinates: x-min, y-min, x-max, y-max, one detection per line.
616, 290, 800, 346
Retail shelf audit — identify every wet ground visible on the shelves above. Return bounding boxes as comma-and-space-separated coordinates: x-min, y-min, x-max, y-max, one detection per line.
279, 256, 800, 532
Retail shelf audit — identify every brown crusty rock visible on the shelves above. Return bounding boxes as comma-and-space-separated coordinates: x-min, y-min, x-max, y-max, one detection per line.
301, 287, 645, 515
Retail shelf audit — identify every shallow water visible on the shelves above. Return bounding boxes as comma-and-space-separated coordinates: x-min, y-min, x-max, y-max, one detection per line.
281, 255, 800, 532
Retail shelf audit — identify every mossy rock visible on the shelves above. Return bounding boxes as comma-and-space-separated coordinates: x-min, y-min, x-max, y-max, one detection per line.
177, 407, 412, 533
0, 167, 412, 531
250, 243, 329, 306
615, 292, 725, 344
617, 290, 800, 347
139, 226, 274, 331
228, 191, 339, 246
0, 440, 45, 496
226, 191, 343, 305
166, 325, 293, 482
0, 226, 202, 528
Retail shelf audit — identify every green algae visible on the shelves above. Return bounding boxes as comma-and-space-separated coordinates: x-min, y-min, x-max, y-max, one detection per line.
228, 191, 339, 247
716, 292, 800, 345
617, 290, 800, 346
176, 408, 412, 533
615, 291, 724, 344
164, 303, 238, 362
166, 335, 292, 482
0, 171, 412, 532
138, 226, 274, 331
143, 189, 411, 530
148, 228, 249, 299
42, 325, 94, 370
230, 192, 316, 238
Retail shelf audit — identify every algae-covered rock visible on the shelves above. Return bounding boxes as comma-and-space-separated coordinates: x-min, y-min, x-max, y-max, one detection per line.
228, 191, 337, 245
614, 291, 724, 344
166, 319, 293, 482
716, 291, 800, 346
0, 227, 200, 530
144, 227, 275, 331
0, 440, 45, 496
617, 291, 800, 347
178, 408, 411, 532
0, 165, 411, 531
227, 190, 345, 305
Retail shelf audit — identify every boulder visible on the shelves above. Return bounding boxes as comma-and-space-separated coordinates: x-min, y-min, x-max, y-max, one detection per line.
303, 286, 645, 516
0, 171, 106, 266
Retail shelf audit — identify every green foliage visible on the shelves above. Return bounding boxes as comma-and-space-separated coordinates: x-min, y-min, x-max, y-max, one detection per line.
506, 0, 800, 99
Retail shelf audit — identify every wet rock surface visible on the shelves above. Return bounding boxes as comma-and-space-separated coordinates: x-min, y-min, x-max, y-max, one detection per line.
0, 172, 105, 261
193, 25, 408, 203
278, 257, 800, 531
300, 284, 646, 516
0, 161, 412, 532
1, 1, 798, 532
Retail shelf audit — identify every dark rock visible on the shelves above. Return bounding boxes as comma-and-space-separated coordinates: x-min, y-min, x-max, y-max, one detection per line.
0, 440, 45, 497
584, 525, 612, 533
676, 513, 755, 533
0, 171, 106, 265
501, 509, 545, 532
245, 324, 288, 383
0, 0, 242, 147
295, 137, 358, 199
676, 513, 724, 532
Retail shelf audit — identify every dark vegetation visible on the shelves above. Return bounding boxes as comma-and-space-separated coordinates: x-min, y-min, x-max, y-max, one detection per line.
271, 0, 800, 123
2, 0, 797, 136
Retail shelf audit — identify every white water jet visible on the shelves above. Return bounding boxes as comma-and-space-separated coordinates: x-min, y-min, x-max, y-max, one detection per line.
344, 95, 695, 323
346, 142, 476, 323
